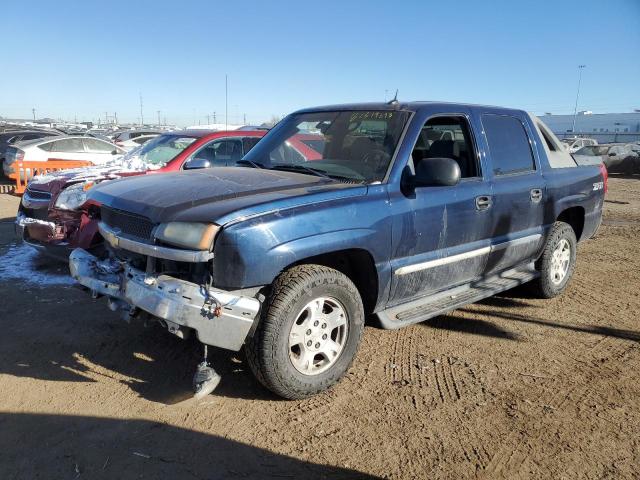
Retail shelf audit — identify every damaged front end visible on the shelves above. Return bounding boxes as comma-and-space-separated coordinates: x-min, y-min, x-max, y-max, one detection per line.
68, 221, 261, 352
16, 183, 101, 257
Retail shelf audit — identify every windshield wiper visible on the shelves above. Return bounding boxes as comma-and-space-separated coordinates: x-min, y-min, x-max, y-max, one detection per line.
270, 163, 332, 179
270, 164, 359, 182
236, 159, 266, 169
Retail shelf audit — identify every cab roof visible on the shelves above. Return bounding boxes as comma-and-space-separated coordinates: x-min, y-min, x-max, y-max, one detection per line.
292, 101, 527, 116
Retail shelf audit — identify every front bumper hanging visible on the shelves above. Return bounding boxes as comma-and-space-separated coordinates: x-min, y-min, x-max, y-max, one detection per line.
69, 248, 261, 351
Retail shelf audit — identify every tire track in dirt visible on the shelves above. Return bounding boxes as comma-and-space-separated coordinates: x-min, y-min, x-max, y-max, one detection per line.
388, 345, 488, 415
481, 334, 638, 478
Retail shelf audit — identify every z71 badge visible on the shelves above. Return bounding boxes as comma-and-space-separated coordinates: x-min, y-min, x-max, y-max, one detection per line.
593, 181, 604, 191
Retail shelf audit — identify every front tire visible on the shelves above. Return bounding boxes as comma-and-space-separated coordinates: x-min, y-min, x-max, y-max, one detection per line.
531, 221, 577, 298
245, 265, 365, 399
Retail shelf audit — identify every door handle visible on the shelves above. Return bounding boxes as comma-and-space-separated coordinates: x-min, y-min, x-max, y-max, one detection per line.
530, 188, 543, 203
475, 195, 492, 210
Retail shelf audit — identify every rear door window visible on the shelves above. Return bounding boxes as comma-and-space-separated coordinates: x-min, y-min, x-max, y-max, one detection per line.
482, 114, 535, 175
51, 138, 85, 153
242, 137, 261, 155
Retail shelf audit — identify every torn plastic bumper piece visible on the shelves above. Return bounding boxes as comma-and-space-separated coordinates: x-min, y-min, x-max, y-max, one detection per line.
69, 248, 261, 351
15, 212, 57, 240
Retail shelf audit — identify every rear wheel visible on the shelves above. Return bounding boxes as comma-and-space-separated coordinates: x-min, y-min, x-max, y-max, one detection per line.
531, 221, 577, 298
245, 265, 364, 399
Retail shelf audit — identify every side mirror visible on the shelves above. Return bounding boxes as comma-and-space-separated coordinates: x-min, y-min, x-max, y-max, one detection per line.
411, 157, 461, 188
184, 157, 212, 170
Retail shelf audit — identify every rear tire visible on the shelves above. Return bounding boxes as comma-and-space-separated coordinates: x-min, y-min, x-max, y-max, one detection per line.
245, 264, 364, 399
531, 221, 577, 298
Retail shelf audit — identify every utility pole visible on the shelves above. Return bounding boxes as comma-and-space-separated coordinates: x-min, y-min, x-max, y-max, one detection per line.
114, 112, 118, 125
157, 110, 161, 126
139, 92, 144, 126
213, 112, 216, 123
32, 108, 36, 121
243, 113, 247, 124
225, 74, 228, 131
206, 114, 211, 124
571, 65, 586, 134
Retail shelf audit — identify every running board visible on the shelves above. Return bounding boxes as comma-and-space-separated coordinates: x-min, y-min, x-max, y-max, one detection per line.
376, 264, 539, 330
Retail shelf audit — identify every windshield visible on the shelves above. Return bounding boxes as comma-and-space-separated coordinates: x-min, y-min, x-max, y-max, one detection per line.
242, 110, 410, 182
122, 134, 196, 167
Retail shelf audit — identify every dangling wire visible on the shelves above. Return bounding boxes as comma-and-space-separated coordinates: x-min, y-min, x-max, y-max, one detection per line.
201, 271, 222, 318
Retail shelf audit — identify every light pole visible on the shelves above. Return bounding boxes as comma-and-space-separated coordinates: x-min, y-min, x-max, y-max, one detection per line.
157, 110, 161, 126
571, 65, 586, 134
225, 74, 228, 131
139, 92, 144, 126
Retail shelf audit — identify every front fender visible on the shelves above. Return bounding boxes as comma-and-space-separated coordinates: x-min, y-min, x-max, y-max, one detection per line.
211, 189, 392, 292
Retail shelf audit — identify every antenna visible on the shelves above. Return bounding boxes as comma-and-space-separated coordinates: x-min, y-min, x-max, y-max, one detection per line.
387, 89, 399, 105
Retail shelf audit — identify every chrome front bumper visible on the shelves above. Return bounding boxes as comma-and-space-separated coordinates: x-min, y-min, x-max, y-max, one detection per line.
69, 248, 261, 351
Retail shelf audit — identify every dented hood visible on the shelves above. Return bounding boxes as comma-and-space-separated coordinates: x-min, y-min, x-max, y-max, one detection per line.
89, 167, 363, 224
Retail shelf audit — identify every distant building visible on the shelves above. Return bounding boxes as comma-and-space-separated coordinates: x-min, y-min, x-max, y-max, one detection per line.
538, 112, 640, 143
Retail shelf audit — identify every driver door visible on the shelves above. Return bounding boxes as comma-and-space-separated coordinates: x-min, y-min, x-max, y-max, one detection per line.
388, 110, 493, 305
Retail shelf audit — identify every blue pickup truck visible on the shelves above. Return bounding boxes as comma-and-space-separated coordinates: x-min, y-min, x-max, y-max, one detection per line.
69, 102, 606, 399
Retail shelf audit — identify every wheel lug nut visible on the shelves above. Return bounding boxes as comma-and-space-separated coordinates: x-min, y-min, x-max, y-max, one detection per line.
321, 323, 327, 329
322, 334, 327, 340
307, 341, 312, 347
315, 342, 320, 348
306, 329, 312, 335
314, 321, 319, 326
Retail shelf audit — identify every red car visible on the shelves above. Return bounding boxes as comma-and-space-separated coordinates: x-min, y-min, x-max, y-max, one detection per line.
16, 129, 324, 259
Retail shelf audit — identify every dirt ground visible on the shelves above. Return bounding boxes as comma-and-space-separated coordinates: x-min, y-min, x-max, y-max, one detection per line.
0, 177, 638, 480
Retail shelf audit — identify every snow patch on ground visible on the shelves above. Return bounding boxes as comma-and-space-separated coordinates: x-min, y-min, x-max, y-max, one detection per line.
0, 243, 75, 286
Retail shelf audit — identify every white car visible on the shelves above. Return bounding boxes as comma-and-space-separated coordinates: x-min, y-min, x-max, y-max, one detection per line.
115, 134, 159, 151
3, 136, 125, 177
561, 137, 598, 154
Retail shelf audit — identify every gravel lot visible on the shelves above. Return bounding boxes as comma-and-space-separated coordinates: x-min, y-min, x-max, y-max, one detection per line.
0, 177, 638, 479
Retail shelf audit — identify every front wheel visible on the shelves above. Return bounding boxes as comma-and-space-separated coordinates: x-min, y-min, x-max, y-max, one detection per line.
245, 265, 364, 399
531, 221, 577, 298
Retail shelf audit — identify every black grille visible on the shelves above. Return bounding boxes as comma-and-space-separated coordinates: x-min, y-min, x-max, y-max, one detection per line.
25, 188, 52, 200
101, 207, 154, 240
22, 207, 50, 221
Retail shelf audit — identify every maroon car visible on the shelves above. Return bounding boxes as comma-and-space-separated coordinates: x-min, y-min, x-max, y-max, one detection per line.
15, 129, 271, 259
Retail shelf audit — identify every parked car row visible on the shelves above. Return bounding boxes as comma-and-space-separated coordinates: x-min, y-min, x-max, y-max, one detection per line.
573, 142, 640, 173
15, 101, 606, 401
1, 127, 167, 179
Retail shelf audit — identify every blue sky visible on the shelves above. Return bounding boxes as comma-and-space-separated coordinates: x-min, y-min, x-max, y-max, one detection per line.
2, 0, 639, 126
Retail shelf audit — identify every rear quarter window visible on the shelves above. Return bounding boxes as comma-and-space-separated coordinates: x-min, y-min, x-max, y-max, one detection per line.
38, 141, 54, 152
482, 114, 535, 175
